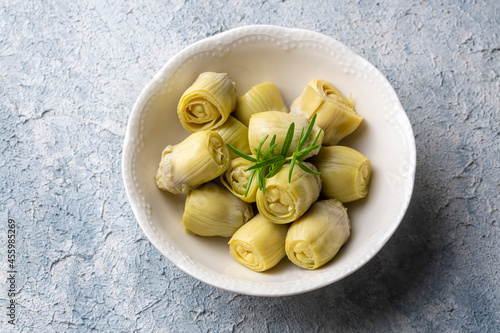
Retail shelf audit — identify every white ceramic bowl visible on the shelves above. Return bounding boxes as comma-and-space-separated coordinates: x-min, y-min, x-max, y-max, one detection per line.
122, 25, 416, 296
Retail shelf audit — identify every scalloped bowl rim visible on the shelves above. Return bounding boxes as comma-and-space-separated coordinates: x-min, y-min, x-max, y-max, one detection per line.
122, 25, 416, 296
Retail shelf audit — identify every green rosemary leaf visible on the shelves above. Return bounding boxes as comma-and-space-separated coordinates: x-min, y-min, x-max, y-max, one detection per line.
266, 160, 285, 178
297, 127, 305, 150
269, 134, 276, 146
296, 159, 321, 175
295, 144, 321, 160
256, 134, 269, 160
226, 143, 257, 162
269, 134, 276, 157
312, 127, 322, 146
238, 114, 322, 197
280, 122, 295, 156
247, 155, 285, 171
298, 113, 317, 150
288, 156, 297, 182
259, 167, 267, 194
255, 168, 261, 188
261, 143, 278, 160
310, 112, 318, 125
244, 169, 256, 197
256, 168, 264, 194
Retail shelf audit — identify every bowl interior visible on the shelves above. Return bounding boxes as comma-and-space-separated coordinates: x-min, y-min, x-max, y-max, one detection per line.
123, 26, 415, 296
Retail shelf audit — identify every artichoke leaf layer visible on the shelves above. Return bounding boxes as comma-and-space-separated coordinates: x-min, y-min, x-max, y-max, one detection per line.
310, 145, 372, 203
290, 79, 362, 145
220, 157, 258, 203
256, 162, 321, 224
177, 72, 237, 133
248, 111, 324, 158
229, 214, 288, 272
183, 182, 254, 237
156, 131, 230, 194
212, 116, 251, 158
286, 199, 351, 269
233, 82, 289, 127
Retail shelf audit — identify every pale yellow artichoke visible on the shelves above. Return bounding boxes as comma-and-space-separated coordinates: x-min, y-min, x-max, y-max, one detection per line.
248, 111, 323, 158
156, 131, 230, 194
220, 157, 258, 203
212, 116, 251, 159
229, 214, 288, 272
310, 145, 372, 202
233, 82, 288, 127
183, 182, 254, 237
256, 162, 321, 224
177, 72, 237, 133
286, 199, 351, 269
290, 79, 362, 145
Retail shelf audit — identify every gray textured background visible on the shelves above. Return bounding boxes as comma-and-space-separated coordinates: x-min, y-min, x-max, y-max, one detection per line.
1, 0, 499, 332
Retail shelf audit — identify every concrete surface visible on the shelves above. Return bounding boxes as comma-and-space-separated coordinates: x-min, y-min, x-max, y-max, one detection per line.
0, 0, 499, 332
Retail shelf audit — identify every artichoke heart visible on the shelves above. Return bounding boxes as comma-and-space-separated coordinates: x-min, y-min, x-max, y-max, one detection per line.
309, 145, 372, 203
177, 72, 237, 133
233, 82, 289, 127
256, 162, 321, 224
290, 79, 363, 145
156, 131, 230, 194
183, 182, 254, 237
248, 111, 324, 158
212, 116, 251, 158
229, 214, 288, 272
220, 157, 258, 203
286, 199, 351, 270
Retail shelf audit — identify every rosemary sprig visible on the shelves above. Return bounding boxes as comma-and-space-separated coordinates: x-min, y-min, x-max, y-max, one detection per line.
226, 114, 322, 196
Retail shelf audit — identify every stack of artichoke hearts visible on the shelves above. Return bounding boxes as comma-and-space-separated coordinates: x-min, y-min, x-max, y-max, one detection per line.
155, 72, 372, 272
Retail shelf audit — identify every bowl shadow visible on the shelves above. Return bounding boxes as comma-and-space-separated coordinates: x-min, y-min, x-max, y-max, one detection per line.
264, 146, 441, 329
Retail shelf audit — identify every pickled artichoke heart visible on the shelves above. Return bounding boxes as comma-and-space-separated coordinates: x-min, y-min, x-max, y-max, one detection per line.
212, 116, 251, 158
229, 214, 288, 272
248, 111, 324, 158
310, 145, 372, 203
286, 199, 351, 270
290, 79, 363, 145
156, 131, 231, 194
177, 72, 237, 133
220, 157, 258, 203
233, 82, 289, 127
256, 162, 321, 224
183, 182, 254, 237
